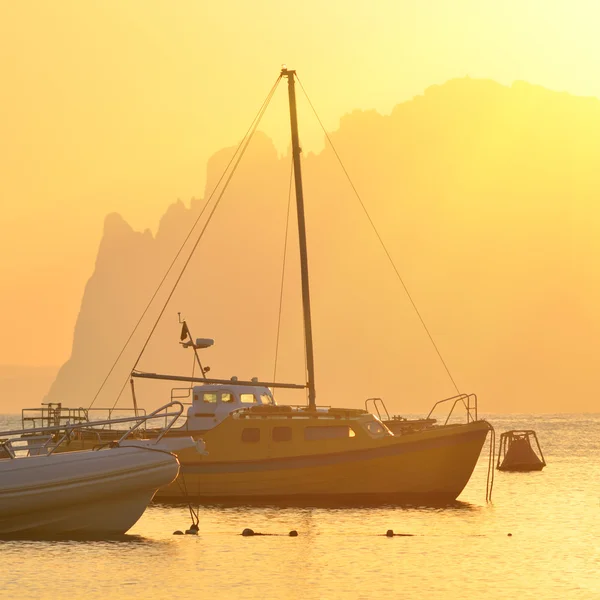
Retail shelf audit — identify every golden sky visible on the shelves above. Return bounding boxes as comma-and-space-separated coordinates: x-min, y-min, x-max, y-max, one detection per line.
1, 0, 599, 367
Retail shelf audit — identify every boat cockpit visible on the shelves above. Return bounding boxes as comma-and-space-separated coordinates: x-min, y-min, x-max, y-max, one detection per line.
175, 380, 395, 441
179, 382, 277, 431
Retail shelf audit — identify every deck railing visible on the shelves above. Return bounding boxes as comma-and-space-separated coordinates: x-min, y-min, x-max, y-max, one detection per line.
364, 398, 390, 422
21, 403, 146, 431
426, 393, 478, 425
2, 402, 183, 459
364, 393, 479, 427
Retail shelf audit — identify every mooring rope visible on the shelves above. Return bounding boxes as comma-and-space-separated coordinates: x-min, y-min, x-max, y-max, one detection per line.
486, 424, 496, 502
175, 471, 200, 529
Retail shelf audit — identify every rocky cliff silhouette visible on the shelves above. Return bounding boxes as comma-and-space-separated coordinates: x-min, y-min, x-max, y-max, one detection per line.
43, 77, 600, 414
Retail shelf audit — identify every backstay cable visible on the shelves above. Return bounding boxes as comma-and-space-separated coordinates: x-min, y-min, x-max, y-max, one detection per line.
295, 75, 461, 395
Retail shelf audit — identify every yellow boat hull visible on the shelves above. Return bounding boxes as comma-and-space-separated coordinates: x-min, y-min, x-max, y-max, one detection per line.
157, 420, 490, 503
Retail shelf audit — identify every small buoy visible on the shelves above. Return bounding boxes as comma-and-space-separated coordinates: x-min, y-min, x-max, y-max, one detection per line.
289, 530, 298, 537
386, 529, 394, 537
498, 430, 546, 471
242, 528, 255, 537
173, 530, 184, 535
507, 533, 512, 537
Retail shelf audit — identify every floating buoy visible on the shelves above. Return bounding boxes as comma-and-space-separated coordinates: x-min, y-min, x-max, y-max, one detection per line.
507, 533, 512, 537
289, 530, 298, 537
386, 529, 394, 537
242, 528, 255, 537
186, 523, 199, 534
497, 430, 546, 472
173, 530, 184, 535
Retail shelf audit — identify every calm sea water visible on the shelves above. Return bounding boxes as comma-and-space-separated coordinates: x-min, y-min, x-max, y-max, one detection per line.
0, 413, 598, 599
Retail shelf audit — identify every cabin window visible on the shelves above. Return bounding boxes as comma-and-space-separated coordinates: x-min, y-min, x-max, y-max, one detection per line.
260, 394, 274, 405
221, 393, 234, 403
272, 426, 292, 442
364, 421, 387, 437
241, 428, 260, 443
203, 393, 217, 403
240, 393, 256, 404
304, 426, 356, 441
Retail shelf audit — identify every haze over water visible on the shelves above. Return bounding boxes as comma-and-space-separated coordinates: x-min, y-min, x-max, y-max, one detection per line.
2, 3, 600, 598
1, 413, 597, 599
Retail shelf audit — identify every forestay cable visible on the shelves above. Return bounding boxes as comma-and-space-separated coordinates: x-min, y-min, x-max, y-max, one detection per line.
94, 75, 282, 410
119, 76, 283, 404
272, 157, 295, 389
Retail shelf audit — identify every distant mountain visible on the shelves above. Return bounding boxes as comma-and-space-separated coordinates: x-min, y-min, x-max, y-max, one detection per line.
43, 77, 600, 414
0, 365, 59, 414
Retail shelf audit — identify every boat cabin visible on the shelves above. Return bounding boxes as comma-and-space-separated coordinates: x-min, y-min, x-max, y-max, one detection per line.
181, 383, 276, 431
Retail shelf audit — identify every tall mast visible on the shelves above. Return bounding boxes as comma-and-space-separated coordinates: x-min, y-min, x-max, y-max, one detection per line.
281, 67, 317, 410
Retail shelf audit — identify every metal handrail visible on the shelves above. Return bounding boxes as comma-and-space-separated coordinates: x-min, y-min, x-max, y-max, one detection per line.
21, 405, 147, 430
232, 404, 366, 419
364, 398, 390, 421
171, 387, 193, 404
426, 393, 478, 425
118, 401, 184, 444
1, 401, 184, 458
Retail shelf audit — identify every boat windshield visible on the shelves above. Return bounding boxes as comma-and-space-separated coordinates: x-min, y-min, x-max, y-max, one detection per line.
259, 393, 274, 405
362, 419, 391, 438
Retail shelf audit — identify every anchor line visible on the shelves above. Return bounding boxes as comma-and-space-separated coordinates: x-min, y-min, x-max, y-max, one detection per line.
295, 75, 461, 397
485, 424, 496, 502
175, 471, 200, 528
103, 75, 282, 411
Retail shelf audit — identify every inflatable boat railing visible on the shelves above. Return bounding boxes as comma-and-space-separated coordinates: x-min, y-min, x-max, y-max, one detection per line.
0, 401, 184, 459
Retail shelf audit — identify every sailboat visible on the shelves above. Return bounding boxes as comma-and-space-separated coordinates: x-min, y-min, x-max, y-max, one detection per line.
27, 68, 492, 504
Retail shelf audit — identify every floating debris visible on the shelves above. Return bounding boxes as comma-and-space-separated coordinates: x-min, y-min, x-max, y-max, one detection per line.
241, 528, 297, 537
385, 529, 414, 537
173, 530, 184, 535
497, 430, 546, 472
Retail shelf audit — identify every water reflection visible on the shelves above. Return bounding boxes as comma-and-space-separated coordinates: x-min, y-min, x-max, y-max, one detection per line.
0, 414, 598, 600
156, 497, 479, 510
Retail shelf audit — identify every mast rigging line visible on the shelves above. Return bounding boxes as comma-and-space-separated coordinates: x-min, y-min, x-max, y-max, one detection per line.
123, 75, 283, 399
295, 75, 461, 395
88, 74, 283, 411
272, 156, 295, 390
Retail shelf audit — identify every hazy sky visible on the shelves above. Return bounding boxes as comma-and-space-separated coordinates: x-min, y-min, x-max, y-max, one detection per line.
1, 0, 599, 366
